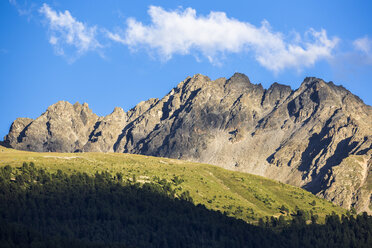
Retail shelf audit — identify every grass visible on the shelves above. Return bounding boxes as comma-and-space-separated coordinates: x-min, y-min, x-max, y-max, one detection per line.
0, 145, 346, 223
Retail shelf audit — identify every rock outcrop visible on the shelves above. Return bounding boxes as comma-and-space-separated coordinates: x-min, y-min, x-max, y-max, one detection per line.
4, 73, 372, 213
6, 102, 99, 152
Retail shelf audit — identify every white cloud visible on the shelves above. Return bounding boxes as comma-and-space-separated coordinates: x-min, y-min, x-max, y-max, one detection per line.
39, 3, 102, 60
352, 37, 372, 66
106, 31, 126, 44
108, 6, 339, 72
353, 37, 372, 54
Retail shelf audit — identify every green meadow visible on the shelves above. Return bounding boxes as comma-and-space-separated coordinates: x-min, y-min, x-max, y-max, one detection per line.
0, 145, 346, 223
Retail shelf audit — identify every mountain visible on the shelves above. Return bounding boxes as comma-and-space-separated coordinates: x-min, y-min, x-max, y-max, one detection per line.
4, 73, 372, 213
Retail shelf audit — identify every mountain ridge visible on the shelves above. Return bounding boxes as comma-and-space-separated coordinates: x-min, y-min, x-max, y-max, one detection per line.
4, 73, 372, 213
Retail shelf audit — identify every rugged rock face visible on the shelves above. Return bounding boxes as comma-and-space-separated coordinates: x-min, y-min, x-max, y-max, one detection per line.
4, 73, 372, 213
5, 101, 99, 152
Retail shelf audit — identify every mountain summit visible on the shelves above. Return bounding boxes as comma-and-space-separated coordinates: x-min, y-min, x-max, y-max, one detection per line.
4, 73, 372, 213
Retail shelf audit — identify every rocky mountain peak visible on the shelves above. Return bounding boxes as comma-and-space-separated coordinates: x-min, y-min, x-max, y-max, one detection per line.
302, 76, 325, 85
229, 72, 251, 83
47, 100, 73, 112
4, 73, 372, 213
178, 74, 212, 93
225, 72, 253, 89
269, 82, 291, 89
261, 82, 292, 108
111, 107, 125, 115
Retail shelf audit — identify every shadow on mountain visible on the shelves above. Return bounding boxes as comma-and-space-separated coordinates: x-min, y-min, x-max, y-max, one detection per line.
301, 135, 359, 194
0, 164, 371, 248
298, 121, 333, 176
0, 164, 282, 248
0, 141, 11, 148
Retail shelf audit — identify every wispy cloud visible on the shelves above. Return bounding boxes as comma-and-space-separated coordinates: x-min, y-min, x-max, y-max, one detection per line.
9, 0, 36, 19
353, 37, 372, 54
329, 36, 372, 83
353, 36, 372, 65
39, 3, 102, 62
107, 6, 339, 72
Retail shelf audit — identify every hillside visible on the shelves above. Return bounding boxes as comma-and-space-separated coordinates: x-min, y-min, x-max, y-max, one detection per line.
4, 73, 372, 213
0, 145, 346, 223
2, 159, 371, 247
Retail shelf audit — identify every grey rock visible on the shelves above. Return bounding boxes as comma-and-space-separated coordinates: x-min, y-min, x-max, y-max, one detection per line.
82, 107, 127, 152
5, 117, 33, 145
6, 101, 99, 152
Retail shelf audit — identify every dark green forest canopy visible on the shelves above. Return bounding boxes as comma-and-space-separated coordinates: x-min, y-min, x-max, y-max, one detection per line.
0, 163, 371, 248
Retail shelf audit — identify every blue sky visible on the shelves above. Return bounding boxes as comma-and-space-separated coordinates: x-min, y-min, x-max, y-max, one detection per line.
1, 0, 371, 139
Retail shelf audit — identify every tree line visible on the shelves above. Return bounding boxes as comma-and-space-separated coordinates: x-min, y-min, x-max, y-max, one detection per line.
0, 163, 371, 248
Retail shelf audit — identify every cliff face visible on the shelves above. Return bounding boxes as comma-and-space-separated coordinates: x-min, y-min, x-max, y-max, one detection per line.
5, 73, 372, 213
6, 102, 99, 152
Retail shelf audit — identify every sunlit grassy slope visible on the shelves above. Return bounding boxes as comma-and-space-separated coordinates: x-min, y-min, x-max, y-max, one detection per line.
0, 145, 346, 223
